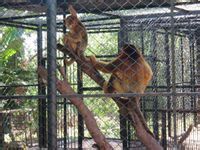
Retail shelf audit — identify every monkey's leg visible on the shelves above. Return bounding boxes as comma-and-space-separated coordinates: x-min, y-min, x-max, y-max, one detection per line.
106, 75, 126, 93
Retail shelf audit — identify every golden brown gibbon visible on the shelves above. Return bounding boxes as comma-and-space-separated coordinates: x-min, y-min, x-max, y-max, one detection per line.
63, 5, 88, 65
90, 44, 153, 95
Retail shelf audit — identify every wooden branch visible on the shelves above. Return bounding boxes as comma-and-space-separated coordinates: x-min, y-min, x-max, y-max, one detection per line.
57, 44, 105, 87
178, 124, 193, 145
168, 124, 193, 148
128, 108, 162, 150
57, 43, 163, 150
113, 97, 161, 149
127, 99, 163, 150
37, 66, 113, 150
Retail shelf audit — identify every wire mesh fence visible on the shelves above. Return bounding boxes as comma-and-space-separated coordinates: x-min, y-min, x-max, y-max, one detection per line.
0, 0, 200, 149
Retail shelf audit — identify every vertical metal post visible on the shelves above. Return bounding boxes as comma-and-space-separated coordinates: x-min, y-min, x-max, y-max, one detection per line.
118, 17, 128, 49
170, 0, 177, 147
62, 12, 67, 150
47, 0, 57, 149
38, 25, 47, 148
140, 25, 145, 55
195, 29, 200, 125
180, 37, 186, 131
189, 32, 194, 106
140, 25, 147, 120
151, 29, 159, 140
164, 30, 172, 137
77, 65, 84, 150
189, 32, 197, 125
118, 17, 128, 149
127, 117, 131, 148
0, 113, 3, 149
161, 111, 167, 150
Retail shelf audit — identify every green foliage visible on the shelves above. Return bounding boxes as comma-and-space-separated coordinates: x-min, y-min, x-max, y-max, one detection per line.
0, 48, 16, 60
0, 27, 36, 110
87, 32, 118, 55
84, 97, 120, 138
0, 27, 24, 66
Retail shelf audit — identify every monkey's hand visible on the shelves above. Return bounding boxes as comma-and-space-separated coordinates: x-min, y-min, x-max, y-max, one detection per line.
63, 35, 69, 45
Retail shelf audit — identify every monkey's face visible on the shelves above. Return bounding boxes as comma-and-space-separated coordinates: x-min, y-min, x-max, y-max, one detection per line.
64, 16, 77, 30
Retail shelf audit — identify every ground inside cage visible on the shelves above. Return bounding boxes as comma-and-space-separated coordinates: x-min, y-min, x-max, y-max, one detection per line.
2, 108, 200, 149
61, 139, 145, 150
27, 128, 200, 150
167, 124, 200, 150
25, 124, 200, 149
28, 138, 145, 150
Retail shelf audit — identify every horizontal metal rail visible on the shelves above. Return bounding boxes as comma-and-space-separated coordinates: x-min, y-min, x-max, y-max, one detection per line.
1, 92, 200, 100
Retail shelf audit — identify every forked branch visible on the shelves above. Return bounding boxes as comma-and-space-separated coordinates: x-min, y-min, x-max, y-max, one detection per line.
168, 124, 193, 148
178, 124, 193, 145
37, 66, 113, 150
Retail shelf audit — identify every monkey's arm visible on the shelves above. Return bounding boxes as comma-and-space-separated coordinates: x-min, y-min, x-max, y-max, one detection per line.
90, 55, 124, 73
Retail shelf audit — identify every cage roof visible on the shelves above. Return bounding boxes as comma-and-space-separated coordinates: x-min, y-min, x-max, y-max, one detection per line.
0, 0, 173, 13
0, 0, 199, 33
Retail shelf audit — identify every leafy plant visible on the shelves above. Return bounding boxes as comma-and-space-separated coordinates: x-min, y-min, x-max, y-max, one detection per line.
0, 27, 36, 109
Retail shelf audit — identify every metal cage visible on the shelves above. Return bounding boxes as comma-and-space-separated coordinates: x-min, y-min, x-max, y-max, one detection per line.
0, 0, 200, 149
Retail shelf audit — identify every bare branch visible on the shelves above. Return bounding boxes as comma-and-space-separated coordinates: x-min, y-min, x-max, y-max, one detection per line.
178, 124, 193, 145
37, 66, 113, 150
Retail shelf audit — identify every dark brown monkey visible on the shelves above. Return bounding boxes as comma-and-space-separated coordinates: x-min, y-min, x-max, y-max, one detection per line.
63, 5, 88, 65
90, 44, 154, 138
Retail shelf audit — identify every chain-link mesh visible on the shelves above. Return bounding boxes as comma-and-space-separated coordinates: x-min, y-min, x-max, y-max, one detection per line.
0, 0, 200, 149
